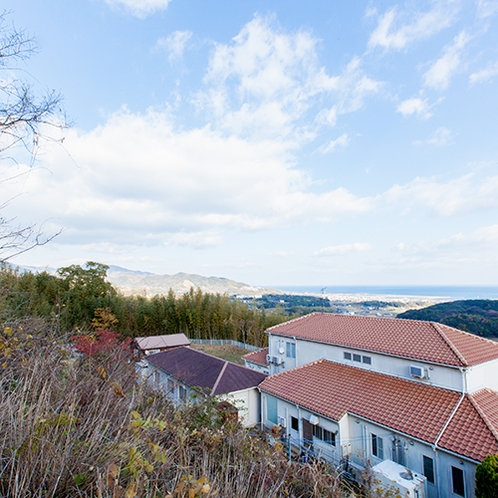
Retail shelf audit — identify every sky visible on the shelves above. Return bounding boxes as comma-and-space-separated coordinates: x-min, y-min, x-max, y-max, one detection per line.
1, 0, 498, 287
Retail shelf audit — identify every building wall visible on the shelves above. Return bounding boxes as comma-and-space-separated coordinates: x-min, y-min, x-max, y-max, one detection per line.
465, 359, 498, 393
262, 392, 478, 498
219, 387, 261, 427
268, 334, 464, 392
243, 360, 269, 375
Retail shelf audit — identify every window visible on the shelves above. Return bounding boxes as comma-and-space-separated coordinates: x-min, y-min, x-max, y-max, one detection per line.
267, 396, 278, 424
323, 429, 336, 446
362, 355, 372, 365
423, 456, 435, 484
344, 352, 352, 360
372, 434, 384, 459
452, 466, 465, 497
312, 426, 336, 446
312, 425, 323, 440
286, 342, 296, 359
178, 385, 187, 401
291, 416, 299, 431
167, 378, 175, 394
353, 353, 362, 362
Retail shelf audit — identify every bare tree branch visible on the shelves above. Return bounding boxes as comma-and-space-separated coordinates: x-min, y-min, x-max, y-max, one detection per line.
0, 10, 67, 262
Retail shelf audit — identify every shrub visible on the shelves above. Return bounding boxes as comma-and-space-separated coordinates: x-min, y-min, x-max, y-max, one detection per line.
0, 320, 355, 497
476, 454, 498, 498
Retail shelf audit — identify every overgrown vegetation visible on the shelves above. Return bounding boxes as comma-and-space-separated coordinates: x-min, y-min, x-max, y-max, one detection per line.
0, 262, 289, 347
0, 320, 358, 497
397, 299, 498, 338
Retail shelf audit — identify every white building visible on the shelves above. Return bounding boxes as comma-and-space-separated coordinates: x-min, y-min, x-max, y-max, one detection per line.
255, 313, 498, 498
145, 346, 267, 427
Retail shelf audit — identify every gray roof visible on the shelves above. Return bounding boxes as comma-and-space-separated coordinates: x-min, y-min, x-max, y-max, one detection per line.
147, 346, 267, 395
134, 333, 191, 351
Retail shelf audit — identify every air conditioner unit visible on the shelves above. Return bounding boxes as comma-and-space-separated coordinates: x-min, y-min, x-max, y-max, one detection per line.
266, 354, 272, 363
342, 443, 352, 456
278, 416, 287, 427
371, 460, 426, 498
410, 365, 426, 379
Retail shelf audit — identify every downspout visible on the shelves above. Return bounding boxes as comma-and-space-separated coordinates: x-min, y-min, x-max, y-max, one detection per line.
294, 336, 298, 366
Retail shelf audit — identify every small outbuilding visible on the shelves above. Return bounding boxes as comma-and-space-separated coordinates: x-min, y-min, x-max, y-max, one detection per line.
133, 333, 191, 357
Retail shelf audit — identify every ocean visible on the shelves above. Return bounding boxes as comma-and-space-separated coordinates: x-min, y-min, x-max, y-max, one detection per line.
274, 285, 498, 301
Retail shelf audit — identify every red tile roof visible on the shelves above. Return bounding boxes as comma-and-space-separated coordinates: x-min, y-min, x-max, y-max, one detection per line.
147, 346, 266, 395
243, 348, 269, 366
259, 360, 498, 461
267, 313, 498, 367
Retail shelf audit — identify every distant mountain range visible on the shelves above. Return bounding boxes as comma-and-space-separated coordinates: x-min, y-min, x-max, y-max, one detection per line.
106, 266, 278, 297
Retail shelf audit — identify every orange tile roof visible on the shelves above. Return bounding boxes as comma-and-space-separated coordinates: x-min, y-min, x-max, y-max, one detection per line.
259, 360, 498, 461
243, 348, 269, 366
267, 313, 498, 367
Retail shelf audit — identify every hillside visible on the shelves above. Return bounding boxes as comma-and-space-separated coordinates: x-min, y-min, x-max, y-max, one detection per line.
397, 299, 498, 338
106, 266, 280, 297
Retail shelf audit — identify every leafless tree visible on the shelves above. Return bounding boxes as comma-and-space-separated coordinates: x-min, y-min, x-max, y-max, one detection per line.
1, 11, 66, 262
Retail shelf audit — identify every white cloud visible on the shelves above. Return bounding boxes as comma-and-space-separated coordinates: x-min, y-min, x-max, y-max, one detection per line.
470, 60, 498, 84
320, 133, 350, 153
423, 31, 470, 90
155, 31, 193, 63
104, 0, 172, 18
397, 96, 433, 119
368, 2, 460, 51
196, 16, 381, 140
384, 173, 498, 216
168, 231, 221, 248
414, 127, 453, 145
476, 0, 498, 18
315, 243, 371, 256
2, 109, 373, 250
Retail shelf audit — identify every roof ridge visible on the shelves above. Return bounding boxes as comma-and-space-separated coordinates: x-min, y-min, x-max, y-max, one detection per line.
266, 312, 320, 333
432, 322, 468, 366
439, 322, 498, 345
468, 389, 498, 442
434, 393, 465, 449
211, 361, 229, 396
260, 358, 326, 384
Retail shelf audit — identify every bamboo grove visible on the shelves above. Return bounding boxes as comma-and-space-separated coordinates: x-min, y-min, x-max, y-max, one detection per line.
0, 262, 288, 347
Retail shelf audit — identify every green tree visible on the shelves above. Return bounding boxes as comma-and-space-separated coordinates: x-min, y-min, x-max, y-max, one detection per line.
476, 454, 498, 498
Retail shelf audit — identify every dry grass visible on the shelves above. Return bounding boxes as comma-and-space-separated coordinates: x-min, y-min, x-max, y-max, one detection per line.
0, 321, 365, 498
190, 344, 249, 365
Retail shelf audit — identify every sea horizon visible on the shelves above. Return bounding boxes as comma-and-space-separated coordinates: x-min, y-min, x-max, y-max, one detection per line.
271, 285, 498, 301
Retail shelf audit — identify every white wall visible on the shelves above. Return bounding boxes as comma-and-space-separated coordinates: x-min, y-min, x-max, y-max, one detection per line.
268, 333, 464, 392
262, 392, 477, 498
466, 359, 498, 393
243, 360, 269, 375
220, 387, 261, 427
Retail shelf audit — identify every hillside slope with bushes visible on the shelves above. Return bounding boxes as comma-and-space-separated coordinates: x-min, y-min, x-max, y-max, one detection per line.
397, 299, 498, 338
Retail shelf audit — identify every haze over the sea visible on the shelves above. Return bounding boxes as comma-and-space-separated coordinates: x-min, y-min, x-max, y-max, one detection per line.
275, 285, 498, 301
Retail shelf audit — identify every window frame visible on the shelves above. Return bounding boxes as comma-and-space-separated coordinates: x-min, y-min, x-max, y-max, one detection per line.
371, 433, 384, 459
451, 466, 465, 497
286, 341, 296, 359
423, 455, 435, 484
291, 416, 299, 432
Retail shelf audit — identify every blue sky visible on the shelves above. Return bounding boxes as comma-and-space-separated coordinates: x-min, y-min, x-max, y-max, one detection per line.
2, 0, 498, 286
